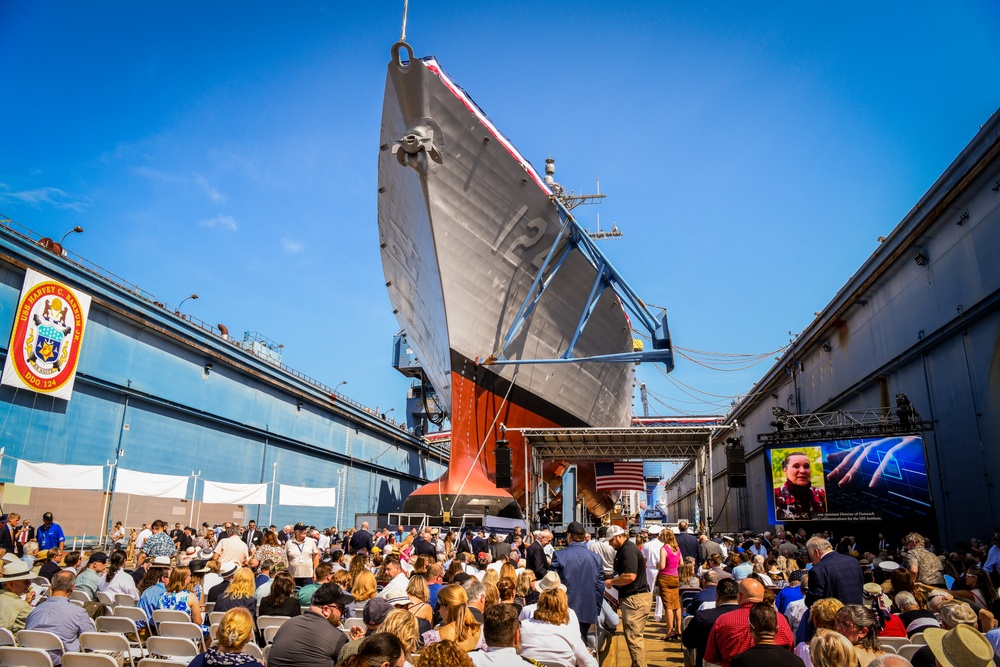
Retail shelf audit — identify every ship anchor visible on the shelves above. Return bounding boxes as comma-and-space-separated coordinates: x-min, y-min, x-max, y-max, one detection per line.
392, 125, 443, 170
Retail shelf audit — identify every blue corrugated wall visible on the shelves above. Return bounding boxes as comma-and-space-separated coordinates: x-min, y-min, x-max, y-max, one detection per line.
0, 230, 446, 533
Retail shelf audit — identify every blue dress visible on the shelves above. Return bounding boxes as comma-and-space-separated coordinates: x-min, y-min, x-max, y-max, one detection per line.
158, 591, 210, 636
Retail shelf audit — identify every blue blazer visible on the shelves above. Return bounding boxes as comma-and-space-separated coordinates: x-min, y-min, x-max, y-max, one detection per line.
805, 550, 864, 607
550, 541, 604, 625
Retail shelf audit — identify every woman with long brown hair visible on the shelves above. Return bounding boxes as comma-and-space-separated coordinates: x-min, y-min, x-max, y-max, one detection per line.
258, 572, 300, 617
657, 528, 682, 640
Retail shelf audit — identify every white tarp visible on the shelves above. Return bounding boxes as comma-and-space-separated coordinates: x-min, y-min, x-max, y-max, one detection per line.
14, 461, 105, 490
115, 469, 189, 499
1, 268, 93, 401
279, 484, 337, 508
202, 481, 267, 505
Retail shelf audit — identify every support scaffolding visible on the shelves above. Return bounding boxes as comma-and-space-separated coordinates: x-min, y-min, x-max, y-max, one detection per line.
517, 424, 725, 529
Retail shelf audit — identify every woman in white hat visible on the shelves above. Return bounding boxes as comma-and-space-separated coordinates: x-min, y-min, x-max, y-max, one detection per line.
0, 560, 36, 632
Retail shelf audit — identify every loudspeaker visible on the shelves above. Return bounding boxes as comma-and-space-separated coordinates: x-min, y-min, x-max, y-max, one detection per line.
494, 441, 512, 488
726, 445, 747, 488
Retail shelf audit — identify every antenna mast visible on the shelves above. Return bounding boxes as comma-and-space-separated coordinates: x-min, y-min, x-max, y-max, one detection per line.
400, 0, 409, 41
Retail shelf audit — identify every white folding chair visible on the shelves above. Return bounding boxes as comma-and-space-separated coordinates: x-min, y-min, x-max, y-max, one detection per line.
910, 632, 927, 645
62, 653, 119, 667
80, 631, 135, 667
262, 646, 270, 664
262, 626, 281, 645
208, 612, 226, 627
137, 660, 186, 667
114, 595, 137, 608
150, 611, 189, 632
95, 616, 146, 657
155, 624, 205, 653
242, 644, 263, 662
112, 607, 149, 631
879, 636, 909, 652
254, 616, 288, 631
96, 592, 116, 607
202, 603, 215, 616
0, 630, 13, 648
343, 618, 365, 631
0, 646, 54, 667
144, 638, 198, 662
70, 591, 92, 604
898, 645, 922, 661
16, 631, 65, 658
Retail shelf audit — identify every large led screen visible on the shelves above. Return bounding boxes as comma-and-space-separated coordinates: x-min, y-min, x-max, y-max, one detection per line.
765, 435, 932, 523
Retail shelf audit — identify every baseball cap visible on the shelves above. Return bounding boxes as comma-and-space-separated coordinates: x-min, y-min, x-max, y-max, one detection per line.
566, 521, 585, 536
363, 597, 392, 626
87, 552, 109, 564
311, 583, 353, 607
42, 512, 53, 521
294, 523, 307, 531
606, 526, 626, 540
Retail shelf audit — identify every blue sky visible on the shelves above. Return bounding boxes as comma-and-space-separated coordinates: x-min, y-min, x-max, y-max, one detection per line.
2, 2, 999, 421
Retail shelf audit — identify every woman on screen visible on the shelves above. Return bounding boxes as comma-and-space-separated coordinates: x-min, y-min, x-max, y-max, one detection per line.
774, 451, 827, 519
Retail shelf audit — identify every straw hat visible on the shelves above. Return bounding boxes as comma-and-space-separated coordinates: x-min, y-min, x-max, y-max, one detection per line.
924, 624, 995, 667
0, 561, 35, 582
535, 571, 566, 593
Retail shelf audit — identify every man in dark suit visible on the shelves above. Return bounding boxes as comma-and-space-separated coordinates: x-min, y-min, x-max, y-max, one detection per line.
244, 520, 263, 551
490, 534, 511, 561
471, 531, 487, 556
13, 515, 34, 557
0, 515, 15, 556
348, 521, 374, 554
525, 530, 550, 580
804, 536, 864, 607
676, 521, 701, 568
682, 577, 739, 667
457, 531, 475, 556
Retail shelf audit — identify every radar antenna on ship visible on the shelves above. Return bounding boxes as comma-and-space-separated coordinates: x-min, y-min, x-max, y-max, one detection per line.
543, 159, 622, 239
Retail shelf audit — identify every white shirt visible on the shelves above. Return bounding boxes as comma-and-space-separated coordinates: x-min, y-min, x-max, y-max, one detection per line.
317, 534, 331, 551
214, 536, 249, 567
135, 529, 152, 552
470, 646, 526, 667
519, 617, 597, 667
785, 598, 807, 633
378, 572, 409, 600
203, 573, 223, 593
98, 569, 138, 598
641, 538, 663, 574
255, 578, 273, 601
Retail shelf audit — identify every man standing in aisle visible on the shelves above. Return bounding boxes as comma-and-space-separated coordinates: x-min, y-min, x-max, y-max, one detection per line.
605, 526, 651, 667
525, 531, 550, 580
36, 513, 64, 552
550, 521, 604, 642
641, 526, 664, 623
286, 522, 320, 587
349, 521, 374, 555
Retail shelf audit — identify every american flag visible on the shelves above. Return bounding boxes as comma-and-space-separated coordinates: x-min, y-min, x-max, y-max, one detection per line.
595, 461, 645, 492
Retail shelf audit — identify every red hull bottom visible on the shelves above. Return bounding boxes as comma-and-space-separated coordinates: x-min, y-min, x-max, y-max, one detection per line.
403, 366, 615, 522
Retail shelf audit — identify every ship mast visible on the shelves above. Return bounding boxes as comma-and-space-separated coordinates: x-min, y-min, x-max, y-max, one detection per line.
543, 158, 622, 239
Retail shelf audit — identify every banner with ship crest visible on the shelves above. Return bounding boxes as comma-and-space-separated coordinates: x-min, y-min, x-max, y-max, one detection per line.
2, 268, 92, 401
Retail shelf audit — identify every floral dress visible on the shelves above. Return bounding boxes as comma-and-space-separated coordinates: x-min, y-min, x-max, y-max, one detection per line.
159, 591, 210, 636
254, 545, 288, 569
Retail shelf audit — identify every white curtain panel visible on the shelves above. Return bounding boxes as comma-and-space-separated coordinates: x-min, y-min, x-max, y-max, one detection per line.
279, 484, 337, 507
201, 480, 268, 505
14, 461, 105, 490
115, 469, 189, 499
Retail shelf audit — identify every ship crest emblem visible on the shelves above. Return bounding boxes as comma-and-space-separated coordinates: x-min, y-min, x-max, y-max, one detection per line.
1, 270, 92, 400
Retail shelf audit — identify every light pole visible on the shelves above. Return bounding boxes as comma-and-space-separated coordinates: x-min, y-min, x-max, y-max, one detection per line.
335, 380, 347, 396
59, 226, 84, 244
177, 294, 199, 314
